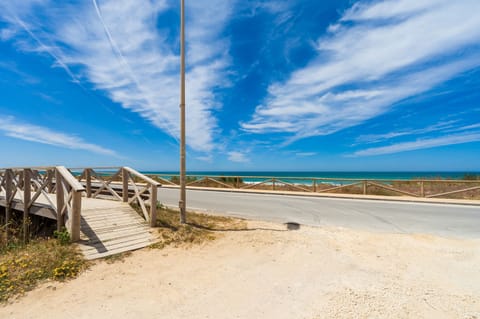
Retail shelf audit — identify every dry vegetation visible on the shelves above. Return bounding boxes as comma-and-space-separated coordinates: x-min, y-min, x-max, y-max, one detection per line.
148, 205, 247, 249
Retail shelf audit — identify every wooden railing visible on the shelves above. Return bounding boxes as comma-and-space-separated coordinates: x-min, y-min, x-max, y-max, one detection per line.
149, 174, 480, 200
55, 167, 85, 241
0, 166, 85, 242
75, 167, 161, 226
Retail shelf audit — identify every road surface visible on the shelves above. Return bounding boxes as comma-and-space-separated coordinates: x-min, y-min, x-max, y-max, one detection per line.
157, 188, 480, 238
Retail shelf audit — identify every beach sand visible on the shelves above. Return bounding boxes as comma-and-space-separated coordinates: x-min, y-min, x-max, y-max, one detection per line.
1, 221, 479, 318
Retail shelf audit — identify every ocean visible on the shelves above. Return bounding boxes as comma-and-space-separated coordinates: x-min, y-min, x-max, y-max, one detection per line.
143, 171, 479, 184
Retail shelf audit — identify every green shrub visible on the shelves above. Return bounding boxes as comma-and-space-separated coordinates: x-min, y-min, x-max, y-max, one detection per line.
53, 228, 70, 246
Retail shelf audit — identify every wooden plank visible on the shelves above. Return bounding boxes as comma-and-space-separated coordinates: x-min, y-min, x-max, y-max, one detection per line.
55, 169, 64, 232
81, 213, 145, 223
79, 235, 155, 253
83, 226, 153, 238
80, 233, 154, 247
82, 219, 150, 229
56, 166, 85, 192
123, 166, 161, 186
70, 191, 82, 241
23, 169, 31, 242
81, 228, 153, 242
79, 238, 155, 255
81, 219, 146, 227
427, 185, 480, 198
81, 241, 154, 260
82, 211, 145, 220
79, 241, 156, 259
5, 169, 12, 241
76, 195, 157, 259
80, 223, 148, 234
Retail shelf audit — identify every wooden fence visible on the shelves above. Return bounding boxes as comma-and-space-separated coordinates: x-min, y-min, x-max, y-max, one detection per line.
0, 166, 84, 241
1, 166, 161, 242
149, 174, 480, 200
74, 167, 160, 227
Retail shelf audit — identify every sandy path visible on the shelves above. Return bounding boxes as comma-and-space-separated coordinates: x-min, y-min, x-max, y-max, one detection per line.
1, 222, 479, 318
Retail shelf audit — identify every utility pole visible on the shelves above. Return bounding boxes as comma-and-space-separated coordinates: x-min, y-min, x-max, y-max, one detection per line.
179, 0, 187, 223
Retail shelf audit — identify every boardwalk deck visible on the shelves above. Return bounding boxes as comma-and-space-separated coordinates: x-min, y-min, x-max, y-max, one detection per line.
79, 198, 157, 259
0, 192, 158, 260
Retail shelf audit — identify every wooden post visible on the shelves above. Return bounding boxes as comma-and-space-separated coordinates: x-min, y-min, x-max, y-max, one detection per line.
236, 177, 240, 189
272, 178, 276, 191
70, 191, 82, 241
47, 169, 54, 193
23, 169, 31, 242
122, 168, 129, 202
150, 185, 158, 227
363, 180, 367, 195
313, 179, 317, 192
55, 169, 65, 232
5, 169, 12, 242
85, 168, 92, 198
420, 180, 425, 197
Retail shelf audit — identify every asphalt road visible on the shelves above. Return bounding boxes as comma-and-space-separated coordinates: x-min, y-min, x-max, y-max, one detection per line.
157, 188, 480, 239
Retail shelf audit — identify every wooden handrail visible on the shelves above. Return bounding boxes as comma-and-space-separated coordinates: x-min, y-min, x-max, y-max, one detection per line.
55, 166, 85, 192
152, 173, 480, 184
123, 166, 161, 186
149, 173, 480, 200
75, 167, 160, 227
0, 166, 56, 171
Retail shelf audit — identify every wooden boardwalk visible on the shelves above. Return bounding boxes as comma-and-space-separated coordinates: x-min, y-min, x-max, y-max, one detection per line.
1, 166, 161, 260
0, 192, 158, 259
79, 198, 157, 259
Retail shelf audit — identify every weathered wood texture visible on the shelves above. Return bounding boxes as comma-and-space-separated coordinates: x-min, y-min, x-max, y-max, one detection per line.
1, 166, 160, 259
0, 166, 84, 241
76, 167, 161, 225
78, 198, 157, 260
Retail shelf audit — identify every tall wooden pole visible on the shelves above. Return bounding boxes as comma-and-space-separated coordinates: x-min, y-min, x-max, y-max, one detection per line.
179, 0, 187, 223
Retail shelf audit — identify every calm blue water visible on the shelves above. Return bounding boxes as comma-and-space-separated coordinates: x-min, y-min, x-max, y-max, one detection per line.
143, 171, 478, 184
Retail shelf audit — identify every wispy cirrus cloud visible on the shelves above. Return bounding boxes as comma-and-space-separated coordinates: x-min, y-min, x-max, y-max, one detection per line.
241, 0, 480, 144
0, 0, 233, 152
354, 121, 458, 145
0, 116, 117, 156
352, 131, 480, 157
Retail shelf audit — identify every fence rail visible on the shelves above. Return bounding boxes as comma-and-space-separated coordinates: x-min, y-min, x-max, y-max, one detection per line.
1, 166, 162, 243
147, 174, 480, 200
75, 167, 161, 226
0, 166, 85, 241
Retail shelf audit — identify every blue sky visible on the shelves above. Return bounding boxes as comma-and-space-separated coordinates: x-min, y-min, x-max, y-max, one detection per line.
0, 0, 479, 171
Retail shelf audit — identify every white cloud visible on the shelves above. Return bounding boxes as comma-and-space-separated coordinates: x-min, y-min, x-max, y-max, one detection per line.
227, 151, 249, 163
445, 123, 480, 133
352, 132, 480, 157
241, 0, 480, 143
0, 0, 233, 153
0, 116, 117, 156
355, 121, 458, 145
